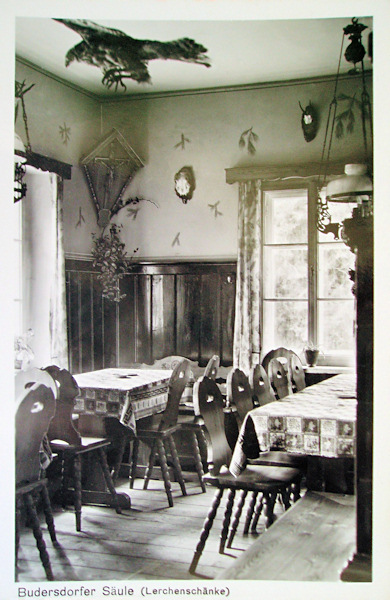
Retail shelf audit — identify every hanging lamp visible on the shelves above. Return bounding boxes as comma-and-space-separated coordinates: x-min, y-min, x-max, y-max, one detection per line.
316, 18, 373, 238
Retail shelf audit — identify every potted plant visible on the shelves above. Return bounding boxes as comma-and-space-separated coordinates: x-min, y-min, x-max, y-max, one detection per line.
14, 328, 35, 370
303, 341, 321, 367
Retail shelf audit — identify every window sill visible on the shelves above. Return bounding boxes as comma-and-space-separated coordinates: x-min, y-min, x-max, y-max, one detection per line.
303, 365, 355, 375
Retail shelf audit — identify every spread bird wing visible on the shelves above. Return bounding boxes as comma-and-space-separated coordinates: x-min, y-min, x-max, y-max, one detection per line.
53, 19, 128, 40
54, 18, 211, 90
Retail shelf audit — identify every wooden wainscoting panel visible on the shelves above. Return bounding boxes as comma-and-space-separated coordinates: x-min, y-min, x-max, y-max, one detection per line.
151, 273, 176, 360
176, 273, 201, 362
65, 260, 236, 373
220, 271, 236, 365
200, 273, 220, 362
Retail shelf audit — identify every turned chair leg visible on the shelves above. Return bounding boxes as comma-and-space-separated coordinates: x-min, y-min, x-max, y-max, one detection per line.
111, 431, 129, 483
243, 491, 258, 534
156, 438, 174, 507
129, 438, 139, 488
292, 480, 301, 502
191, 430, 206, 492
189, 488, 223, 575
280, 485, 292, 511
61, 454, 71, 509
98, 447, 122, 515
143, 439, 158, 490
251, 493, 264, 532
40, 483, 57, 544
15, 497, 21, 575
24, 492, 54, 581
227, 489, 247, 548
167, 435, 187, 497
73, 454, 83, 532
264, 490, 278, 528
219, 488, 236, 554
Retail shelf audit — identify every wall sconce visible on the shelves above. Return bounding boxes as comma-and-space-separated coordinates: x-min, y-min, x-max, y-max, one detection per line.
14, 133, 27, 203
174, 166, 196, 203
316, 18, 372, 240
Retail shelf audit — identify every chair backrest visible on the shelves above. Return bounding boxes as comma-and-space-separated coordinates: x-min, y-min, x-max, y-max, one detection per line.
158, 359, 192, 430
289, 353, 306, 392
15, 381, 56, 486
44, 365, 82, 445
15, 367, 58, 402
151, 355, 203, 378
203, 355, 220, 379
226, 368, 254, 426
249, 363, 276, 407
269, 357, 293, 399
262, 347, 292, 379
193, 376, 232, 476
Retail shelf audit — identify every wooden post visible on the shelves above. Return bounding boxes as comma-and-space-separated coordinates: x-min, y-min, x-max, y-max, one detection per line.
341, 210, 373, 580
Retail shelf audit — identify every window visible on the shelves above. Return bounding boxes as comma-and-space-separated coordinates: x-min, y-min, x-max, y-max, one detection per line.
14, 166, 67, 368
13, 197, 23, 338
261, 182, 355, 366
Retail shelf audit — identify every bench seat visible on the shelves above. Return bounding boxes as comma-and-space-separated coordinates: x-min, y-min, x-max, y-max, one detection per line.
217, 490, 357, 581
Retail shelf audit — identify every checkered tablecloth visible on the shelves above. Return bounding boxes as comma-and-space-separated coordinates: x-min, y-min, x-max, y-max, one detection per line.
73, 368, 172, 434
230, 373, 356, 476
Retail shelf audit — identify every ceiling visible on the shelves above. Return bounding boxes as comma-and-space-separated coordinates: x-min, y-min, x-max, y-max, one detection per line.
15, 16, 373, 98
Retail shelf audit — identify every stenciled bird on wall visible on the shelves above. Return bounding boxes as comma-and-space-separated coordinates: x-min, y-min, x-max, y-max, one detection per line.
54, 19, 211, 91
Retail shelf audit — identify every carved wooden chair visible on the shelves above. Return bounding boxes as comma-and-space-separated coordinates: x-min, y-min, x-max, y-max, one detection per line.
269, 357, 293, 399
129, 359, 192, 506
177, 354, 221, 494
226, 367, 254, 425
289, 353, 306, 392
262, 347, 306, 396
110, 355, 213, 486
15, 372, 58, 581
188, 376, 302, 575
44, 365, 121, 532
249, 363, 276, 407
203, 354, 220, 379
231, 365, 306, 535
247, 364, 305, 467
261, 347, 294, 377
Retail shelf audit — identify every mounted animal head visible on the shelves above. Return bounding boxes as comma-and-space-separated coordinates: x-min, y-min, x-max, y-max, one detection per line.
299, 101, 318, 143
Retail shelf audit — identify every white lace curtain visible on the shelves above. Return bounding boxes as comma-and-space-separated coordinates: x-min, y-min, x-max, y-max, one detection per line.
50, 176, 68, 368
22, 168, 68, 368
233, 179, 262, 373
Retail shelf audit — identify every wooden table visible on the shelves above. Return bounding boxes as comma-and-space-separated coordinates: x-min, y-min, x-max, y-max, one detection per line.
74, 368, 172, 434
71, 368, 172, 508
230, 373, 357, 491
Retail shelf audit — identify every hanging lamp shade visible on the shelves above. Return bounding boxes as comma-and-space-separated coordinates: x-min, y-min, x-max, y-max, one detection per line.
326, 164, 373, 202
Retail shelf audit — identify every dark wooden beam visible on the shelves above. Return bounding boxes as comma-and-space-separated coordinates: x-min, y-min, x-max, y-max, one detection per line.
15, 149, 72, 180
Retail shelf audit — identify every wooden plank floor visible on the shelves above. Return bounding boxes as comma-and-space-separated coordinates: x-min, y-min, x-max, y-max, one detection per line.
17, 476, 287, 582
218, 491, 357, 581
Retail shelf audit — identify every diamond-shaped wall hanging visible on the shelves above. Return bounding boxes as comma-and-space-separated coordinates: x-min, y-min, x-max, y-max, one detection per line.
81, 128, 144, 228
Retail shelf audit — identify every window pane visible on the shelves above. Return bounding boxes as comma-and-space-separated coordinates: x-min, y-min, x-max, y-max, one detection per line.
318, 199, 354, 243
264, 246, 308, 298
14, 201, 23, 335
318, 300, 355, 351
264, 190, 308, 244
263, 300, 308, 351
318, 244, 355, 298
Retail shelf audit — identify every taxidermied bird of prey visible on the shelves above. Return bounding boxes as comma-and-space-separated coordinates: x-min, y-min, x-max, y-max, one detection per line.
54, 19, 211, 91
